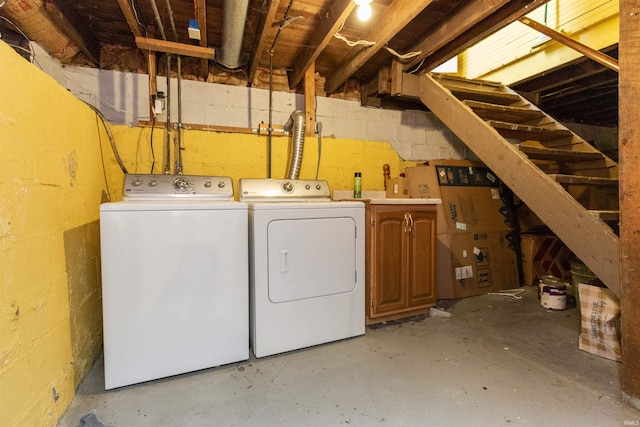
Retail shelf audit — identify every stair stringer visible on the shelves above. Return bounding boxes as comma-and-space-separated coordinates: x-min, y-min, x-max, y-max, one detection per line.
419, 73, 620, 297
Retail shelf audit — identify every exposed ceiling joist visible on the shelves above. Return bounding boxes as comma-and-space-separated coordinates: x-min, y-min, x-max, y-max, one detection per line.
46, 0, 100, 65
409, 0, 551, 74
325, 0, 434, 94
248, 0, 281, 85
403, 0, 511, 73
115, 0, 143, 38
288, 0, 354, 89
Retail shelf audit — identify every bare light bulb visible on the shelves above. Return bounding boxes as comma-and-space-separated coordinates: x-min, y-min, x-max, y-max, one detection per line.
357, 4, 372, 21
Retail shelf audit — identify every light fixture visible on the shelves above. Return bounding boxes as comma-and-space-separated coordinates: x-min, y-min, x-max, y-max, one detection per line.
357, 3, 372, 21
354, 0, 373, 22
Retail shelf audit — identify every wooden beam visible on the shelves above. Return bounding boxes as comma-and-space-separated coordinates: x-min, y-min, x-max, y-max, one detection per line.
418, 72, 620, 295
519, 17, 619, 72
248, 0, 280, 85
304, 64, 316, 137
196, 0, 209, 78
148, 49, 157, 120
402, 0, 510, 73
406, 0, 550, 74
115, 0, 143, 37
288, 0, 354, 89
45, 0, 100, 65
325, 0, 433, 94
135, 36, 215, 59
619, 0, 640, 405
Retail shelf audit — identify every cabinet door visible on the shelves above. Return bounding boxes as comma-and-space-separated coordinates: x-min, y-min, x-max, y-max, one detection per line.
371, 210, 407, 314
407, 209, 437, 307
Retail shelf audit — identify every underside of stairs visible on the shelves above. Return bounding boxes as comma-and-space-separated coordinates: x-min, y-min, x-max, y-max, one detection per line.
394, 72, 620, 297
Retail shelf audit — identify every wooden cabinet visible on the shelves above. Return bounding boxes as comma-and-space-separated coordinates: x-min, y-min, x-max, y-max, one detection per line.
365, 203, 437, 325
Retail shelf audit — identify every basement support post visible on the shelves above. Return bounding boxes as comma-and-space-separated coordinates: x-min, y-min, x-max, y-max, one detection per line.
304, 64, 316, 137
619, 0, 640, 408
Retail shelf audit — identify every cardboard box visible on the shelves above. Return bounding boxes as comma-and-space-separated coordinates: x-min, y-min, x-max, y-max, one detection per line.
385, 177, 409, 198
520, 234, 575, 286
436, 230, 519, 299
405, 160, 510, 235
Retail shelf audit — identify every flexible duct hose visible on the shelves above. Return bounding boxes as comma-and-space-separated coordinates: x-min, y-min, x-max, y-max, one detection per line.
284, 110, 305, 180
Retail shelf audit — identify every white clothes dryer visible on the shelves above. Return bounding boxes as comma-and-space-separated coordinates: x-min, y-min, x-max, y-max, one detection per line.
100, 174, 248, 389
239, 179, 365, 358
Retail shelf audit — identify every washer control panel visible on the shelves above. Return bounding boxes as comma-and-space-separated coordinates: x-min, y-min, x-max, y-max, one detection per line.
123, 174, 234, 199
239, 179, 331, 201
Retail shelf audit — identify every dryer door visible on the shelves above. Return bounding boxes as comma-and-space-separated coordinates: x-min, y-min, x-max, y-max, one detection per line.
267, 217, 357, 303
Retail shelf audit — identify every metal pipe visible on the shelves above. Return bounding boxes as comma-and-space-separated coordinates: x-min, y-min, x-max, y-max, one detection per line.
164, 54, 172, 174
519, 17, 619, 73
267, 50, 273, 178
176, 55, 183, 175
266, 0, 295, 178
284, 110, 306, 180
149, 0, 167, 40
163, 0, 179, 41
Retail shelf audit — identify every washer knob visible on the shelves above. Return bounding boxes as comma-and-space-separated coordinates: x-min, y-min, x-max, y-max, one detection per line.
316, 184, 322, 190
133, 178, 142, 186
204, 181, 212, 188
305, 184, 311, 190
149, 180, 158, 187
173, 178, 190, 191
218, 181, 226, 188
282, 181, 294, 193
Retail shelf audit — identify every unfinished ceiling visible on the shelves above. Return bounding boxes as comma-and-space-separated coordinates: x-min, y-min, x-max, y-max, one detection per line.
0, 0, 618, 128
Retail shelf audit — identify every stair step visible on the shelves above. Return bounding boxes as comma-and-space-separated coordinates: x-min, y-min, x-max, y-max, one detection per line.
463, 100, 546, 123
589, 210, 619, 222
488, 120, 574, 141
519, 144, 605, 162
443, 84, 522, 105
549, 174, 619, 186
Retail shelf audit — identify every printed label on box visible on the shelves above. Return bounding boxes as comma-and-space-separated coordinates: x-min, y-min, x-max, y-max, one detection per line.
477, 268, 491, 288
491, 188, 500, 199
456, 222, 467, 230
455, 265, 474, 280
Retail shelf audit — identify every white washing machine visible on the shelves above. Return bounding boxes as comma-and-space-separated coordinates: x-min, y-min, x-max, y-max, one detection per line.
100, 174, 248, 389
239, 178, 365, 358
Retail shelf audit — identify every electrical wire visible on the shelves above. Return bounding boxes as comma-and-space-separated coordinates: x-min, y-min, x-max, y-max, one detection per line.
82, 100, 129, 175
0, 15, 34, 62
333, 21, 421, 60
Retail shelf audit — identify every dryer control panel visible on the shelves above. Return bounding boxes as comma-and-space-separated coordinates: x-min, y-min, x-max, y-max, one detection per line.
239, 179, 331, 202
123, 174, 234, 199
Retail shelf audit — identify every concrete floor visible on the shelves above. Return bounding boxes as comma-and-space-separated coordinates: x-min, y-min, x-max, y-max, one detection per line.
59, 288, 640, 427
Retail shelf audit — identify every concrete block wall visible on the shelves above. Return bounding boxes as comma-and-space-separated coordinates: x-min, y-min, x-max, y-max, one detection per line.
0, 42, 106, 427
34, 44, 467, 164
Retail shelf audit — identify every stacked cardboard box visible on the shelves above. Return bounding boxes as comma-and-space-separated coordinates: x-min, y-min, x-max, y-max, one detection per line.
402, 160, 519, 299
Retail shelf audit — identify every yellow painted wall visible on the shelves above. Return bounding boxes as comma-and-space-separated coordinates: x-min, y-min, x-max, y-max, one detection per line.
0, 42, 106, 426
460, 0, 618, 83
105, 126, 415, 200
1, 40, 413, 427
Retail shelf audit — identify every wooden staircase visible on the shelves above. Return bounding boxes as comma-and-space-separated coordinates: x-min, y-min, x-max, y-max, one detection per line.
417, 73, 620, 297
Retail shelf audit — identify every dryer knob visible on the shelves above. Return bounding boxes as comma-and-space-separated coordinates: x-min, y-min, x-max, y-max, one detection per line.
133, 179, 142, 186
204, 181, 212, 188
218, 181, 226, 188
305, 184, 311, 190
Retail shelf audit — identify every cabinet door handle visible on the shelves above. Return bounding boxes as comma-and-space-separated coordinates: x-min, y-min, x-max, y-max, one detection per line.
407, 213, 414, 233
404, 213, 409, 233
